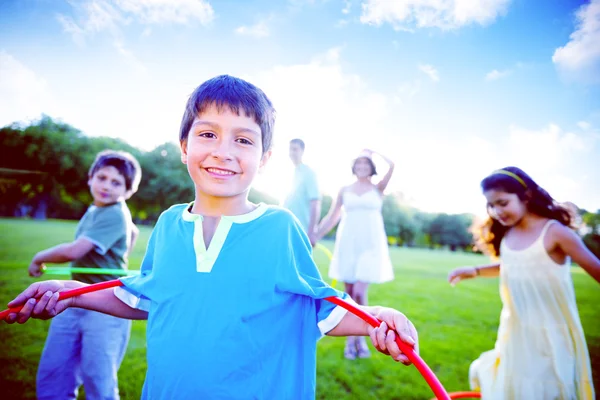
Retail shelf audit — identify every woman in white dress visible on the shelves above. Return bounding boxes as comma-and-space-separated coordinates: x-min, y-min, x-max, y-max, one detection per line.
316, 149, 395, 359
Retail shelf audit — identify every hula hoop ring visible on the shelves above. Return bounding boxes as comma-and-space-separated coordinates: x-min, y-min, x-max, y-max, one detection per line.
436, 392, 481, 399
1, 279, 453, 399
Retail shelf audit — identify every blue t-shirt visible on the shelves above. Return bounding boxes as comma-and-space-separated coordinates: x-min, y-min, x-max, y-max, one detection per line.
116, 203, 349, 399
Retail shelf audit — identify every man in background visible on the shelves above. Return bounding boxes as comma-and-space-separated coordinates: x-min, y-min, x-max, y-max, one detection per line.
283, 139, 321, 246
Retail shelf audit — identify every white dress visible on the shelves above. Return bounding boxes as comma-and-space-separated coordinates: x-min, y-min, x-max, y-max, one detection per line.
469, 220, 594, 399
328, 189, 394, 284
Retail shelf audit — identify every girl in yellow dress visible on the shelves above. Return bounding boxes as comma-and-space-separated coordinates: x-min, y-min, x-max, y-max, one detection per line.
448, 166, 599, 399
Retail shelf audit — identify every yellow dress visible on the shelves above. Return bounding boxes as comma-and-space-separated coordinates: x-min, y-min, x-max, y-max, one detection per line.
469, 220, 595, 399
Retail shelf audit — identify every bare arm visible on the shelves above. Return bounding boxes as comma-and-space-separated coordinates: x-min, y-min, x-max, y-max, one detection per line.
315, 188, 344, 240
555, 226, 600, 284
128, 224, 140, 256
29, 238, 96, 277
327, 305, 378, 336
5, 280, 148, 324
73, 286, 148, 319
475, 263, 501, 277
373, 150, 395, 193
448, 262, 500, 285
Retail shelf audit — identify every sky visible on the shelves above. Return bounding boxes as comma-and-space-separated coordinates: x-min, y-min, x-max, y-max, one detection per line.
1, 0, 599, 215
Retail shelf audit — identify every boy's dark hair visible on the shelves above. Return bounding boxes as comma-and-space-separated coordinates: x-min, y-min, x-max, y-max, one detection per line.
179, 75, 276, 153
88, 150, 142, 194
473, 166, 573, 258
352, 158, 377, 176
290, 138, 305, 150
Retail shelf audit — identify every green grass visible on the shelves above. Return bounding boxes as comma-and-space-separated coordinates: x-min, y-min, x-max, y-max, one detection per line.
0, 218, 598, 399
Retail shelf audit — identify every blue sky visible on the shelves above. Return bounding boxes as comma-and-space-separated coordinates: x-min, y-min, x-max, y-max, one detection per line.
1, 0, 599, 215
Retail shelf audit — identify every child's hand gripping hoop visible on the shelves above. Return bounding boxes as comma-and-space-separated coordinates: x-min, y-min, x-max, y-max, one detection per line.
1, 280, 472, 399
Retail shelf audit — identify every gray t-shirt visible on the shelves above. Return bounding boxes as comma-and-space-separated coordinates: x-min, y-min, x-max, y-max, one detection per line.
71, 201, 133, 284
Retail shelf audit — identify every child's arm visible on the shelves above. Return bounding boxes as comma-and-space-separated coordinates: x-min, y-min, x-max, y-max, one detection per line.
28, 238, 97, 277
554, 225, 600, 284
4, 280, 148, 324
127, 224, 140, 256
315, 188, 344, 240
327, 305, 418, 364
448, 263, 500, 285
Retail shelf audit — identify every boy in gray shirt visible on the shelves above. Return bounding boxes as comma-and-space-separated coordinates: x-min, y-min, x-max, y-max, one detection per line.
28, 150, 141, 400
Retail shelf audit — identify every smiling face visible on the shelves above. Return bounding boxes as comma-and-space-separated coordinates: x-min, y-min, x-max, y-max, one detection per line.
352, 157, 374, 178
88, 166, 128, 206
484, 189, 528, 227
180, 104, 271, 203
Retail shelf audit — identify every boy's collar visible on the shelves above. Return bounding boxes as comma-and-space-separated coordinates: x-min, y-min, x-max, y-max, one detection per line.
181, 202, 268, 224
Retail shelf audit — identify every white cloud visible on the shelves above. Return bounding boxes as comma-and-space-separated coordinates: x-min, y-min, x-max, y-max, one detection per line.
0, 52, 60, 127
235, 20, 270, 38
552, 0, 600, 84
56, 1, 213, 72
57, 0, 214, 44
578, 121, 591, 130
485, 68, 511, 81
335, 19, 350, 28
418, 64, 439, 82
500, 123, 599, 208
342, 0, 352, 14
56, 1, 122, 46
396, 79, 421, 100
56, 14, 87, 47
507, 124, 587, 168
360, 0, 510, 30
114, 39, 147, 73
115, 0, 214, 25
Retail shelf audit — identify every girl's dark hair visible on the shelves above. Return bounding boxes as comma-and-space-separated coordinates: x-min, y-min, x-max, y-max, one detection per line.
473, 166, 574, 258
352, 157, 377, 176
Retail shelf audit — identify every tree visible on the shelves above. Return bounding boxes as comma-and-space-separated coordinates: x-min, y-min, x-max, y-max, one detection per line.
581, 209, 600, 259
581, 209, 600, 235
428, 213, 473, 251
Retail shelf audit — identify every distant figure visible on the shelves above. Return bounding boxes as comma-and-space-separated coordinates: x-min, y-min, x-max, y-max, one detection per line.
448, 166, 599, 400
283, 138, 321, 245
29, 150, 141, 400
316, 149, 395, 359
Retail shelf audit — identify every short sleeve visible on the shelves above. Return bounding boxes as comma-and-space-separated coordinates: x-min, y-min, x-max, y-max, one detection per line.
276, 216, 351, 337
306, 169, 320, 201
81, 206, 127, 254
114, 223, 157, 311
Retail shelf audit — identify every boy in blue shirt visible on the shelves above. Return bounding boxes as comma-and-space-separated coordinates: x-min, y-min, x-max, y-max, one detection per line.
6, 75, 418, 399
26, 150, 141, 400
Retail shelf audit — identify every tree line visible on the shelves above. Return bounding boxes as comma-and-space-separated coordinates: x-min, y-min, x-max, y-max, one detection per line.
2, 116, 598, 255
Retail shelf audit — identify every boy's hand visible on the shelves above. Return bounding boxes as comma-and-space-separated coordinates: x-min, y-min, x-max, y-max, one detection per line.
369, 308, 418, 365
448, 267, 477, 286
4, 280, 73, 324
28, 261, 45, 277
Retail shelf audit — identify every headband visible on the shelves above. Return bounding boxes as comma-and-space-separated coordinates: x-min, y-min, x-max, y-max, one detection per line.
492, 169, 527, 188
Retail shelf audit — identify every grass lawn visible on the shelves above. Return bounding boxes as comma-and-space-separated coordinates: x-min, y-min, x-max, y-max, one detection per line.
0, 218, 598, 399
